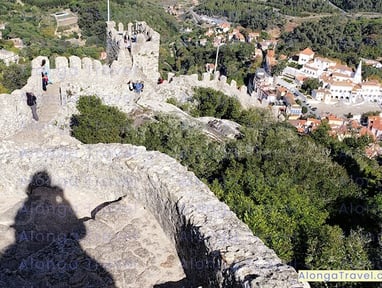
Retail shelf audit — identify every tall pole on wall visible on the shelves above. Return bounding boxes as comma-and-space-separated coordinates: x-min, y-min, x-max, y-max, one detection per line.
107, 0, 110, 22
214, 44, 220, 75
214, 43, 224, 75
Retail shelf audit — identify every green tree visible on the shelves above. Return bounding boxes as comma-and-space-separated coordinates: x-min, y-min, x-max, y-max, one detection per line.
0, 63, 31, 92
301, 78, 320, 95
306, 226, 371, 270
191, 87, 242, 121
69, 68, 380, 286
271, 60, 287, 76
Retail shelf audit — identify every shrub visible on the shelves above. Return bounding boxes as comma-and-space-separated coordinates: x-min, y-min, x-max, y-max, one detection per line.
191, 87, 242, 121
70, 96, 133, 144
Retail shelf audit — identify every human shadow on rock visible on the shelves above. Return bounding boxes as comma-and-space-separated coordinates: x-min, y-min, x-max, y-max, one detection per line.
0, 171, 115, 288
153, 278, 191, 288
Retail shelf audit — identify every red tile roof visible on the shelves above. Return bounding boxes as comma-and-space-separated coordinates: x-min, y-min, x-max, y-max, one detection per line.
300, 47, 314, 56
362, 80, 381, 87
332, 63, 353, 72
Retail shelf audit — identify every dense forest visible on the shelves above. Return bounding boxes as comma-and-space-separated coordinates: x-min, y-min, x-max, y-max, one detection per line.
194, 1, 285, 30
330, 0, 382, 12
267, 0, 336, 14
196, 0, 382, 18
71, 92, 382, 287
160, 35, 258, 86
277, 16, 382, 66
195, 0, 336, 22
0, 1, 104, 58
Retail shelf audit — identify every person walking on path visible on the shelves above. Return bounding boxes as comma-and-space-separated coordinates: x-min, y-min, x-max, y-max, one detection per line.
42, 72, 48, 91
26, 92, 39, 121
41, 59, 52, 84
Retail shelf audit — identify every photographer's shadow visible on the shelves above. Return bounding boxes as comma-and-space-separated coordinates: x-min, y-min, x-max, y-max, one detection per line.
0, 171, 115, 287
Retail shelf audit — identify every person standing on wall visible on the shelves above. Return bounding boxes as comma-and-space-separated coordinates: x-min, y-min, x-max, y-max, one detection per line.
42, 72, 48, 91
41, 59, 52, 84
26, 92, 39, 121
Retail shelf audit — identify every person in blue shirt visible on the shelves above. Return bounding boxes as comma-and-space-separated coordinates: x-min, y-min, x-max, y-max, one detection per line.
134, 81, 144, 93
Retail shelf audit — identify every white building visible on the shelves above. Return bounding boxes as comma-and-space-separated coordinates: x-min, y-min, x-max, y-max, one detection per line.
331, 72, 353, 82
292, 49, 382, 104
0, 49, 19, 66
298, 47, 315, 65
312, 88, 331, 103
313, 57, 336, 71
329, 63, 353, 77
301, 64, 320, 78
327, 80, 354, 101
359, 81, 382, 102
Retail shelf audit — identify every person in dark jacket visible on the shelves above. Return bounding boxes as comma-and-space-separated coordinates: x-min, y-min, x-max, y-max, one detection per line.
42, 72, 48, 91
26, 92, 38, 121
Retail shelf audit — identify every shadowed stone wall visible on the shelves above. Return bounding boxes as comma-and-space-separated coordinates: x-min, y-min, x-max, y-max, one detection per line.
0, 143, 309, 288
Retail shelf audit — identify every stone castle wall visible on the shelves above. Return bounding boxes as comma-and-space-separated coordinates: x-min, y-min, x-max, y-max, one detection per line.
0, 54, 261, 140
0, 90, 32, 139
22, 54, 259, 113
0, 22, 307, 287
0, 143, 308, 288
106, 21, 160, 81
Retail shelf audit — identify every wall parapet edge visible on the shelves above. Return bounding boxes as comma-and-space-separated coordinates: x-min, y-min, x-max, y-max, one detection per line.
0, 144, 308, 287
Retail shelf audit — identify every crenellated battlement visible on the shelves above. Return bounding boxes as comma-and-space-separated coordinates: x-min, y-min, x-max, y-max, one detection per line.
163, 71, 260, 109
106, 20, 160, 80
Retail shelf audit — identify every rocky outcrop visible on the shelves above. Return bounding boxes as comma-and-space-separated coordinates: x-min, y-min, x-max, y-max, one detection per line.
0, 143, 308, 287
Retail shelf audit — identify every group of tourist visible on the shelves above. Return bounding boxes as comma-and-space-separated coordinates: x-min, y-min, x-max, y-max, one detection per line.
123, 34, 132, 52
26, 59, 52, 121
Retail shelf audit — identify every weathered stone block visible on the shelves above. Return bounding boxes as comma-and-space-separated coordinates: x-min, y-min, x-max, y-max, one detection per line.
219, 75, 227, 84
202, 72, 211, 82
118, 22, 124, 32
93, 60, 103, 75
56, 56, 69, 69
82, 57, 92, 71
